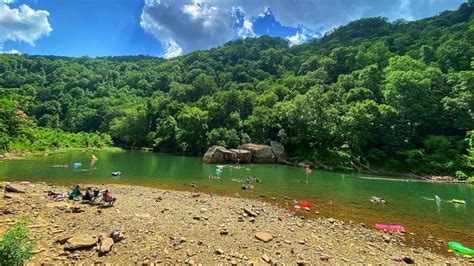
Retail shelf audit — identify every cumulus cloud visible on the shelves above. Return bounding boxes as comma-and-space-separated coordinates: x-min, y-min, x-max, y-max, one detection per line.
141, 0, 237, 57
140, 0, 466, 57
163, 39, 183, 59
237, 19, 256, 38
0, 1, 52, 49
0, 48, 21, 54
286, 31, 308, 47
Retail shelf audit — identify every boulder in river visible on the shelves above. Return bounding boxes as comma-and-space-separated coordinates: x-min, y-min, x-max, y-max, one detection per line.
202, 145, 237, 163
239, 144, 276, 163
270, 141, 287, 163
65, 234, 98, 250
229, 149, 252, 163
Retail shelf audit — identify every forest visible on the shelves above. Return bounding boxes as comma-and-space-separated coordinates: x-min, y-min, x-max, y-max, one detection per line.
0, 1, 473, 177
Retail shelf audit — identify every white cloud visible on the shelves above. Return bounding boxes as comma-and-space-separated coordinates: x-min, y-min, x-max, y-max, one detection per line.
0, 48, 21, 54
141, 0, 236, 56
0, 2, 52, 49
286, 31, 308, 47
163, 39, 182, 58
140, 0, 466, 56
237, 19, 255, 38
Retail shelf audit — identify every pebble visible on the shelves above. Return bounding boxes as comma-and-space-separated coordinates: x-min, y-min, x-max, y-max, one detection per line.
296, 260, 311, 265
262, 254, 271, 263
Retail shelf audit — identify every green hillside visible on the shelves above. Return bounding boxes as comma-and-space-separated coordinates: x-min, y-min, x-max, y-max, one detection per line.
1, 1, 473, 176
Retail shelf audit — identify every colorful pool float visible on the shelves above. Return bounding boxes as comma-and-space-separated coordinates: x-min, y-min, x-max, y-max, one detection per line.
375, 224, 406, 232
451, 199, 467, 205
18, 181, 30, 186
448, 242, 474, 255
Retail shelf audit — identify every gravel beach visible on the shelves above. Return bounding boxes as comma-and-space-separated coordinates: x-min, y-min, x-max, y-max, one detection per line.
0, 182, 470, 265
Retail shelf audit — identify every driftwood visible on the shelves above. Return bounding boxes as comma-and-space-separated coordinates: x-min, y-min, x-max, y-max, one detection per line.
350, 158, 379, 174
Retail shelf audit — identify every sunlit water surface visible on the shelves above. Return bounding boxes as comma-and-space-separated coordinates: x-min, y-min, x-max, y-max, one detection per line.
1, 150, 472, 254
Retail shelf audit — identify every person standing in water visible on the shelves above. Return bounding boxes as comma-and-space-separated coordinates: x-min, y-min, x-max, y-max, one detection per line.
304, 166, 312, 183
90, 154, 98, 167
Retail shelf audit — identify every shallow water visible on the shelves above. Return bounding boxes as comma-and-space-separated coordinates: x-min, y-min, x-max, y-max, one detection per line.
1, 150, 473, 254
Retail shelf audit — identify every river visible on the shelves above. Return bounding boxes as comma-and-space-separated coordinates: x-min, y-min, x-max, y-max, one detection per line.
1, 149, 473, 254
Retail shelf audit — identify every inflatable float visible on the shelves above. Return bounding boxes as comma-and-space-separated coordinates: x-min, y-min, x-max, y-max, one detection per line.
448, 242, 474, 255
73, 162, 82, 169
299, 200, 312, 209
451, 199, 467, 205
18, 181, 30, 186
375, 224, 406, 233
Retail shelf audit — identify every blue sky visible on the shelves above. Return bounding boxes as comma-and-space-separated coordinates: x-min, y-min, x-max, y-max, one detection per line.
0, 0, 467, 58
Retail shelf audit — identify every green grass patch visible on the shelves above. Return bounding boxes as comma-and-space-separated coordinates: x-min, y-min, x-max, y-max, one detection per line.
0, 221, 36, 266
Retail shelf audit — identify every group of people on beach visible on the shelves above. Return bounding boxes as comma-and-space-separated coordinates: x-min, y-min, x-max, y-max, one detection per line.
68, 185, 116, 206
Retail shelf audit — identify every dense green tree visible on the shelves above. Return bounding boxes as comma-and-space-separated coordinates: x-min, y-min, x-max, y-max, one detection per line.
0, 1, 472, 176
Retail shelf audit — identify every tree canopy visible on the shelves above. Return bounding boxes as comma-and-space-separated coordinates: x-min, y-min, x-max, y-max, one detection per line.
0, 1, 472, 176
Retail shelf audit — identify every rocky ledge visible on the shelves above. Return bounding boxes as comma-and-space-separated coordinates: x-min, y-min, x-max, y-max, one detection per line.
203, 141, 289, 164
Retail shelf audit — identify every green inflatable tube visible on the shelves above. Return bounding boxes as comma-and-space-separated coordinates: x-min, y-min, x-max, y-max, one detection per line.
451, 199, 467, 204
448, 242, 474, 255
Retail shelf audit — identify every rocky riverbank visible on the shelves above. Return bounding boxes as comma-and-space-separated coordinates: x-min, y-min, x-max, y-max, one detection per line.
0, 182, 470, 265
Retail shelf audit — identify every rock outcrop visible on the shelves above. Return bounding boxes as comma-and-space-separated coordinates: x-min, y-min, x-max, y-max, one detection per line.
229, 149, 252, 163
202, 146, 237, 163
239, 144, 276, 163
203, 142, 288, 164
270, 141, 287, 163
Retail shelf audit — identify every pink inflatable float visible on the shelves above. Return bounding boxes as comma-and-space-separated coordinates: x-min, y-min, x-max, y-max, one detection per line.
18, 181, 31, 186
375, 224, 406, 232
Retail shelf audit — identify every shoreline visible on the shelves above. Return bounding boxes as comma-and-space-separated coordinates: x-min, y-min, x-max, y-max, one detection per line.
2, 147, 470, 185
0, 146, 123, 161
1, 182, 471, 264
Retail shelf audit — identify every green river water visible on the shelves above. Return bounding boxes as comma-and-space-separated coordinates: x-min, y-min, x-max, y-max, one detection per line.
1, 149, 473, 253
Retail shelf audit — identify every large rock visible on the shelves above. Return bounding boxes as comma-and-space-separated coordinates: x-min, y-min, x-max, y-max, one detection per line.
5, 184, 25, 193
65, 234, 98, 250
99, 237, 114, 254
239, 144, 276, 163
202, 145, 237, 163
255, 232, 273, 243
270, 141, 287, 163
229, 149, 252, 163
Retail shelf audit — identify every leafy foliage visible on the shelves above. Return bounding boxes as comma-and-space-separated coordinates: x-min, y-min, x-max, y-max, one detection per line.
0, 1, 472, 176
0, 222, 35, 266
0, 89, 112, 153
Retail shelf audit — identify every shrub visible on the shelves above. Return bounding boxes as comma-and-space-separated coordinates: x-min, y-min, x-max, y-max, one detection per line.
455, 171, 468, 180
0, 222, 35, 266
